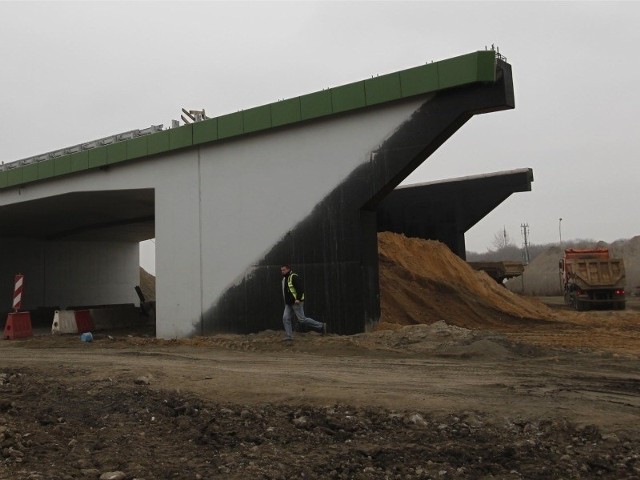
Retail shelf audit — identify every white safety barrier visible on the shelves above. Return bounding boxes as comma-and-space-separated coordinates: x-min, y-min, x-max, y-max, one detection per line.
51, 310, 78, 334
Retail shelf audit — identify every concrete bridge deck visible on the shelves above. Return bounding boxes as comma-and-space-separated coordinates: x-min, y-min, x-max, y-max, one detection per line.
0, 50, 517, 337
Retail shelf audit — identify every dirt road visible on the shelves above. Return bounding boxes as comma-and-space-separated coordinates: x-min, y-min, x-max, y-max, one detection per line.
2, 307, 640, 479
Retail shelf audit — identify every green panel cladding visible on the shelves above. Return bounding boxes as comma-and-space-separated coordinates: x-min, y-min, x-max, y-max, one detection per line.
88, 147, 108, 168
243, 105, 272, 134
365, 74, 402, 106
0, 50, 499, 190
331, 81, 366, 113
438, 51, 494, 90
70, 151, 89, 172
54, 155, 72, 176
400, 63, 439, 97
476, 50, 497, 82
107, 142, 127, 165
127, 137, 148, 160
271, 98, 301, 127
6, 168, 23, 187
300, 90, 333, 120
218, 112, 244, 139
193, 118, 218, 144
22, 164, 38, 183
147, 130, 170, 155
38, 160, 55, 179
169, 124, 193, 150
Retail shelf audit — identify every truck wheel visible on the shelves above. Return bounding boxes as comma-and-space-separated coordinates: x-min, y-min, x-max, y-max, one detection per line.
574, 298, 587, 311
616, 302, 626, 311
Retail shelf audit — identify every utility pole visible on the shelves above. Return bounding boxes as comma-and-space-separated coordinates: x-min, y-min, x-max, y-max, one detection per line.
559, 218, 563, 249
520, 223, 530, 294
521, 223, 530, 265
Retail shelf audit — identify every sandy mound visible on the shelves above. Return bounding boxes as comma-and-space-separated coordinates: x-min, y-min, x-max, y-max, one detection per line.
505, 246, 564, 296
353, 321, 516, 358
610, 236, 640, 294
377, 232, 555, 330
107, 320, 520, 359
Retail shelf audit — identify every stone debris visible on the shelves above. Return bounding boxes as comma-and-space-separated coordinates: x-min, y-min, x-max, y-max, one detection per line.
1, 369, 637, 478
407, 413, 428, 427
134, 376, 152, 385
99, 472, 127, 480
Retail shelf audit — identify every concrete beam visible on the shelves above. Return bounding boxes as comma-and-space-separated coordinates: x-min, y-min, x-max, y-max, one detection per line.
378, 168, 534, 259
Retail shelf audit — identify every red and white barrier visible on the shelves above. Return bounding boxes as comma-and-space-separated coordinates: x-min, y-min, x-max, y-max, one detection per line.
12, 274, 24, 312
4, 312, 33, 340
51, 310, 94, 334
3, 274, 32, 340
74, 310, 94, 333
51, 310, 76, 334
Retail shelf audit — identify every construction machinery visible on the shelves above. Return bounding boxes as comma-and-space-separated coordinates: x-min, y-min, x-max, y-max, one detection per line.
469, 261, 524, 284
559, 248, 626, 311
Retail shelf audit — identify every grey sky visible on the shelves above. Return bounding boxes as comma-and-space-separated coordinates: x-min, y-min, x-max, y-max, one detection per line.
1, 1, 639, 265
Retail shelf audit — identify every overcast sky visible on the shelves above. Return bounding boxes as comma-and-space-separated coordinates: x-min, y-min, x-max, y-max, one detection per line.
2, 1, 638, 272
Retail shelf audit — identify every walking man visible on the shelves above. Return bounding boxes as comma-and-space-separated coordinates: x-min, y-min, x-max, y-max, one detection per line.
281, 264, 327, 341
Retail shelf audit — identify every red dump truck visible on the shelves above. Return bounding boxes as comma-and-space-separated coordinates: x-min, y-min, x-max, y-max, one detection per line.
559, 248, 626, 311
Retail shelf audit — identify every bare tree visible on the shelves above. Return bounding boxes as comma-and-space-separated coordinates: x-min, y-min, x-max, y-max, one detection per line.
492, 227, 512, 250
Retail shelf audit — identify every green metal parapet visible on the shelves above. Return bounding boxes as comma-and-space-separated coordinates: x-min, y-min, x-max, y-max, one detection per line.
0, 50, 499, 190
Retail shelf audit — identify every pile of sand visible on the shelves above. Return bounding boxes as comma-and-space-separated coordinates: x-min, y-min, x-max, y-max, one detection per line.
377, 232, 555, 330
610, 236, 640, 294
505, 246, 564, 296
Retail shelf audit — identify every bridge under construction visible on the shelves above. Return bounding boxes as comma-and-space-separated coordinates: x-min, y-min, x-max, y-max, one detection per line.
0, 50, 524, 337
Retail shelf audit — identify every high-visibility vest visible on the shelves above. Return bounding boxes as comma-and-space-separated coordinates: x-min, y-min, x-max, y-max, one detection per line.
287, 273, 304, 301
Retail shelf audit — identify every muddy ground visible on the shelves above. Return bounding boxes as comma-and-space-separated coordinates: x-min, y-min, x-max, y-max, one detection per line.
2, 299, 640, 479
